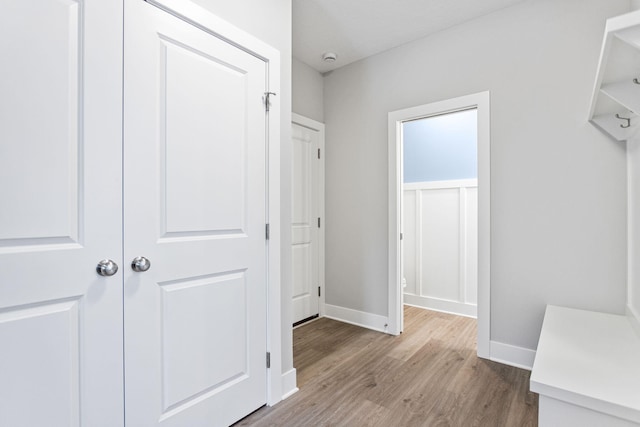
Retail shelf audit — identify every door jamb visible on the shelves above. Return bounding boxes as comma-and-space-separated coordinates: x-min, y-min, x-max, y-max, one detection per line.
387, 91, 490, 359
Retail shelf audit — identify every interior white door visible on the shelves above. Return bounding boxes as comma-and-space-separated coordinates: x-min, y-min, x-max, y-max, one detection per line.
123, 1, 269, 425
0, 1, 123, 426
291, 122, 320, 324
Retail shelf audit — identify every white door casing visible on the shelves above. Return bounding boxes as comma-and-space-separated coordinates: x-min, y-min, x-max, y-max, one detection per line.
388, 92, 490, 359
124, 1, 270, 425
0, 1, 123, 426
291, 114, 325, 324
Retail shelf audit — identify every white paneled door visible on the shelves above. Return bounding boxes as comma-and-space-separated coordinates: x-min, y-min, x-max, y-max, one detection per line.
1, 1, 271, 426
0, 1, 123, 426
291, 119, 322, 324
124, 1, 268, 426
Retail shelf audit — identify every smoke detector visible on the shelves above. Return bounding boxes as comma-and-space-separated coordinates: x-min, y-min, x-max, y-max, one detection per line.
322, 52, 337, 62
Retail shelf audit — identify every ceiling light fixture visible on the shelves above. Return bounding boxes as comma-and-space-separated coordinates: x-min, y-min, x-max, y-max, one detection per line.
322, 52, 337, 62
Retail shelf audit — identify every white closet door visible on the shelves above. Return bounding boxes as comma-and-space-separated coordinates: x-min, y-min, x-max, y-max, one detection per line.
291, 122, 320, 323
123, 1, 268, 425
0, 1, 124, 426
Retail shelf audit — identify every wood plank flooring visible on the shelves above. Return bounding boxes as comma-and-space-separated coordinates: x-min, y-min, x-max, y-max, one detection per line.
236, 306, 538, 426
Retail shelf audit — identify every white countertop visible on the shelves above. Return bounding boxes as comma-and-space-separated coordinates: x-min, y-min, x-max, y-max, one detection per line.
530, 305, 640, 423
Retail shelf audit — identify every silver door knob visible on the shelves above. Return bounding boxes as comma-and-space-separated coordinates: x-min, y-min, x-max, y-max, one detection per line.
131, 256, 151, 272
96, 259, 118, 277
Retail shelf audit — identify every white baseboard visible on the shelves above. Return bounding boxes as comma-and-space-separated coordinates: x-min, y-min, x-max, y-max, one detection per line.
324, 304, 389, 333
404, 294, 477, 318
489, 340, 536, 371
323, 304, 535, 371
281, 368, 298, 401
627, 304, 640, 339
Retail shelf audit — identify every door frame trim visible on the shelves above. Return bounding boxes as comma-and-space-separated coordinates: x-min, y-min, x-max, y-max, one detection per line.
147, 0, 283, 405
387, 91, 491, 359
291, 113, 326, 318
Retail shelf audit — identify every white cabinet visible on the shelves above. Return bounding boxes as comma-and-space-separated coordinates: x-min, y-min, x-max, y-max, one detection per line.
531, 306, 640, 426
589, 10, 640, 141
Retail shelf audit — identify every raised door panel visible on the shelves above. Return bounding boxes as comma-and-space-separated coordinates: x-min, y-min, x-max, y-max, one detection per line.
0, 0, 80, 244
160, 272, 248, 411
0, 1, 123, 426
0, 300, 80, 426
162, 38, 247, 236
124, 2, 268, 425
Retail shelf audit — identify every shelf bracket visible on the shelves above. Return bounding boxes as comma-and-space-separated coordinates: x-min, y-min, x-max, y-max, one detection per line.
615, 113, 631, 129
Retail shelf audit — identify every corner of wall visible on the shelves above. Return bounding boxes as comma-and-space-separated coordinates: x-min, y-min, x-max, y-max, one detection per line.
324, 304, 390, 333
281, 368, 298, 401
627, 305, 640, 339
489, 341, 536, 371
292, 58, 324, 123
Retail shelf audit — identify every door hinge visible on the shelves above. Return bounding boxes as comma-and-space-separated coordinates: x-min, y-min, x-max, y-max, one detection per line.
400, 232, 403, 240
318, 286, 321, 297
317, 217, 321, 228
266, 223, 270, 240
318, 148, 321, 159
266, 352, 271, 369
264, 92, 276, 112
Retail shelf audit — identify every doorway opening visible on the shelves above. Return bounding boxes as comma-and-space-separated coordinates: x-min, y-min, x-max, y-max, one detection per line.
402, 109, 478, 318
388, 92, 490, 359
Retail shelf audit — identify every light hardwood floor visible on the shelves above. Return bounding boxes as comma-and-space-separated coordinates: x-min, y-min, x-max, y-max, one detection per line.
236, 305, 538, 426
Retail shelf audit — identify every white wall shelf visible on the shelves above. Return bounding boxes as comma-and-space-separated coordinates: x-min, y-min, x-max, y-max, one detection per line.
589, 10, 640, 141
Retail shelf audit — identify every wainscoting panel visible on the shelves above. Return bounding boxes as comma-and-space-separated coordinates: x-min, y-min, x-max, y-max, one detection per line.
403, 179, 477, 317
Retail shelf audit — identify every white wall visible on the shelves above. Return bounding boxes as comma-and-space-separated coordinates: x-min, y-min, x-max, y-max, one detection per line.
293, 58, 324, 122
189, 0, 295, 391
323, 0, 630, 353
403, 109, 477, 182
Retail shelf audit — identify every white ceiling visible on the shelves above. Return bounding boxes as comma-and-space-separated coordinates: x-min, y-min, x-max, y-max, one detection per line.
293, 0, 529, 73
